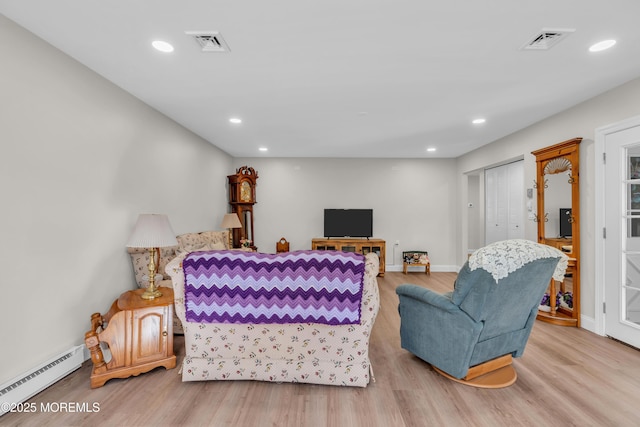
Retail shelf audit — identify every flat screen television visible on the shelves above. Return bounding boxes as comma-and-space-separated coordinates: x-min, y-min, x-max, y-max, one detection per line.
559, 208, 572, 238
324, 209, 373, 238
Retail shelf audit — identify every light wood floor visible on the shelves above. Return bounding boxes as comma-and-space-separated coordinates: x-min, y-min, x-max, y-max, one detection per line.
4, 272, 640, 427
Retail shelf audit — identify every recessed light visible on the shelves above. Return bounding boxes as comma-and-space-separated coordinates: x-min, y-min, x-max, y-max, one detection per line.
589, 39, 616, 52
472, 118, 486, 124
152, 40, 174, 53
259, 147, 268, 152
426, 147, 436, 152
229, 117, 242, 124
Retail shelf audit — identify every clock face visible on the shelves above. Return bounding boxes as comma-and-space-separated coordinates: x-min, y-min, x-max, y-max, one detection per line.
240, 181, 252, 202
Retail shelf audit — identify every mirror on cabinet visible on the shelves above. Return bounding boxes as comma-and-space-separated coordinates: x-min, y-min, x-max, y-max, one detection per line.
544, 170, 572, 240
532, 137, 581, 327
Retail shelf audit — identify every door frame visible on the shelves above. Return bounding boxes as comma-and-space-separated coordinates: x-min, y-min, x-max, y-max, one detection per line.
595, 115, 640, 336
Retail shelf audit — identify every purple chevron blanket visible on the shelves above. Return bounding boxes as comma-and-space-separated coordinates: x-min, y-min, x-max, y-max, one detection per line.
183, 250, 366, 325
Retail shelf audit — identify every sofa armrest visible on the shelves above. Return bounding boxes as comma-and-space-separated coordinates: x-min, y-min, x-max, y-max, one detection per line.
364, 252, 380, 278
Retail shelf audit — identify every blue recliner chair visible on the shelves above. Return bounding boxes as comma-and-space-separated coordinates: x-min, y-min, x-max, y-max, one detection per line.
396, 239, 567, 388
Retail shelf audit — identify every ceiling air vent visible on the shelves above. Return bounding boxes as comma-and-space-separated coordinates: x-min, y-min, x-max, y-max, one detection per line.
521, 28, 575, 50
185, 31, 230, 52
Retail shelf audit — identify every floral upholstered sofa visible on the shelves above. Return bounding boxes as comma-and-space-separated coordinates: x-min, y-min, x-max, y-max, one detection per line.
127, 230, 231, 333
165, 250, 381, 387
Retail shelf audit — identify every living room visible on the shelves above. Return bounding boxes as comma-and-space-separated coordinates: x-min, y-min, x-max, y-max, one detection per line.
2, 3, 640, 425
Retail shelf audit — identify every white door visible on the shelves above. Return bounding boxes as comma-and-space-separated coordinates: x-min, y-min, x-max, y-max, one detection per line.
507, 162, 524, 239
485, 161, 524, 244
604, 122, 640, 348
485, 165, 507, 244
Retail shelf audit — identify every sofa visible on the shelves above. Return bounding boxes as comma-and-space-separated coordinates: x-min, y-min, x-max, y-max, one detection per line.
165, 249, 381, 387
127, 230, 231, 333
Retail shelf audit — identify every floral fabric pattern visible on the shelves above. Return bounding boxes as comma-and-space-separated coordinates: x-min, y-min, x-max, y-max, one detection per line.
127, 246, 179, 287
166, 251, 380, 387
469, 239, 568, 283
176, 230, 229, 253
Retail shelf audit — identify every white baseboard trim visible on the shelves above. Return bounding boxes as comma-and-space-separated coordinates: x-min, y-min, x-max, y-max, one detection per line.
385, 264, 460, 273
0, 345, 85, 416
579, 314, 597, 334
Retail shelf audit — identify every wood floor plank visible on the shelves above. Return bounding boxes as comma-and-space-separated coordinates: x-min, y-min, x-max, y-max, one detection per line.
3, 271, 640, 426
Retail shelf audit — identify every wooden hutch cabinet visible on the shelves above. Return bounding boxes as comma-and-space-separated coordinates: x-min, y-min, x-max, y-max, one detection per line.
311, 238, 386, 276
532, 137, 581, 327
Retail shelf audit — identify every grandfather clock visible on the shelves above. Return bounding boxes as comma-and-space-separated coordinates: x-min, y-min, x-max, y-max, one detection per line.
227, 166, 258, 249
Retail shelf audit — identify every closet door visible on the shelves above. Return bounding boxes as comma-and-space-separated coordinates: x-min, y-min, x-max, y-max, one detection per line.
485, 161, 524, 244
485, 165, 508, 244
507, 161, 524, 239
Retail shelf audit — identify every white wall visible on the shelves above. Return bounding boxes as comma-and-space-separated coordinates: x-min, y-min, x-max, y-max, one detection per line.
231, 157, 459, 270
457, 76, 640, 323
0, 16, 232, 385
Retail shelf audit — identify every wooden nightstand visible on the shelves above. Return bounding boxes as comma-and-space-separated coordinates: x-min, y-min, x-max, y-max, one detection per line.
84, 287, 176, 388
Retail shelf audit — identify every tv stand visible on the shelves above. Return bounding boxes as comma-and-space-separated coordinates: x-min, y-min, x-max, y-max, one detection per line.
326, 236, 371, 240
311, 238, 385, 276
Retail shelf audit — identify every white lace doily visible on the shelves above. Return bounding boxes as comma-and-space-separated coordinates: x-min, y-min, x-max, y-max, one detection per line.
468, 239, 568, 283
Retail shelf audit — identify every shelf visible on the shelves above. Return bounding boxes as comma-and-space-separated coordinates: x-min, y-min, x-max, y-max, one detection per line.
536, 310, 578, 326
311, 238, 385, 276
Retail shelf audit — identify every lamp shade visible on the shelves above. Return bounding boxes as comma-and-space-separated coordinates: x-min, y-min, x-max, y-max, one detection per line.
126, 214, 178, 248
220, 213, 242, 229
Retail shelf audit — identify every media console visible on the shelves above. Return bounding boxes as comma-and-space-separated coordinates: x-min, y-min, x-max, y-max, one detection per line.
311, 238, 385, 276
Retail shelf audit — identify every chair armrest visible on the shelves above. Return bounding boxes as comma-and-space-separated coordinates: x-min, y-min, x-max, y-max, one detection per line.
396, 283, 482, 378
396, 284, 458, 313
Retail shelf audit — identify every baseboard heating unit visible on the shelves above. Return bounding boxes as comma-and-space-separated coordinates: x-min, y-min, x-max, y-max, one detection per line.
0, 345, 84, 416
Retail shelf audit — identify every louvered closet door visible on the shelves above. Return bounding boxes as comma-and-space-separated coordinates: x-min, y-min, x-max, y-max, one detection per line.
485, 161, 524, 245
507, 161, 524, 239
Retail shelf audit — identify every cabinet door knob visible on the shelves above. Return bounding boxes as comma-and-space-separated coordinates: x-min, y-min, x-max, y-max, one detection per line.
162, 331, 168, 337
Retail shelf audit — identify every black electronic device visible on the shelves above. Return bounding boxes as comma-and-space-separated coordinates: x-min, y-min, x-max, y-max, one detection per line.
559, 208, 572, 238
323, 209, 373, 238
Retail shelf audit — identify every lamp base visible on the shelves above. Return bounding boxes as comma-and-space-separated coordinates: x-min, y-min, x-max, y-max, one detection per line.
141, 286, 162, 300
141, 247, 162, 300
227, 228, 233, 249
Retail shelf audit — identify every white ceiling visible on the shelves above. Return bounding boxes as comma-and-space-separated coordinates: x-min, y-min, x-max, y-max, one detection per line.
2, 1, 640, 158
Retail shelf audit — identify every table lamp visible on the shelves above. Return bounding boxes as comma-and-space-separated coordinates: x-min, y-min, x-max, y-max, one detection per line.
126, 214, 178, 299
220, 213, 242, 248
